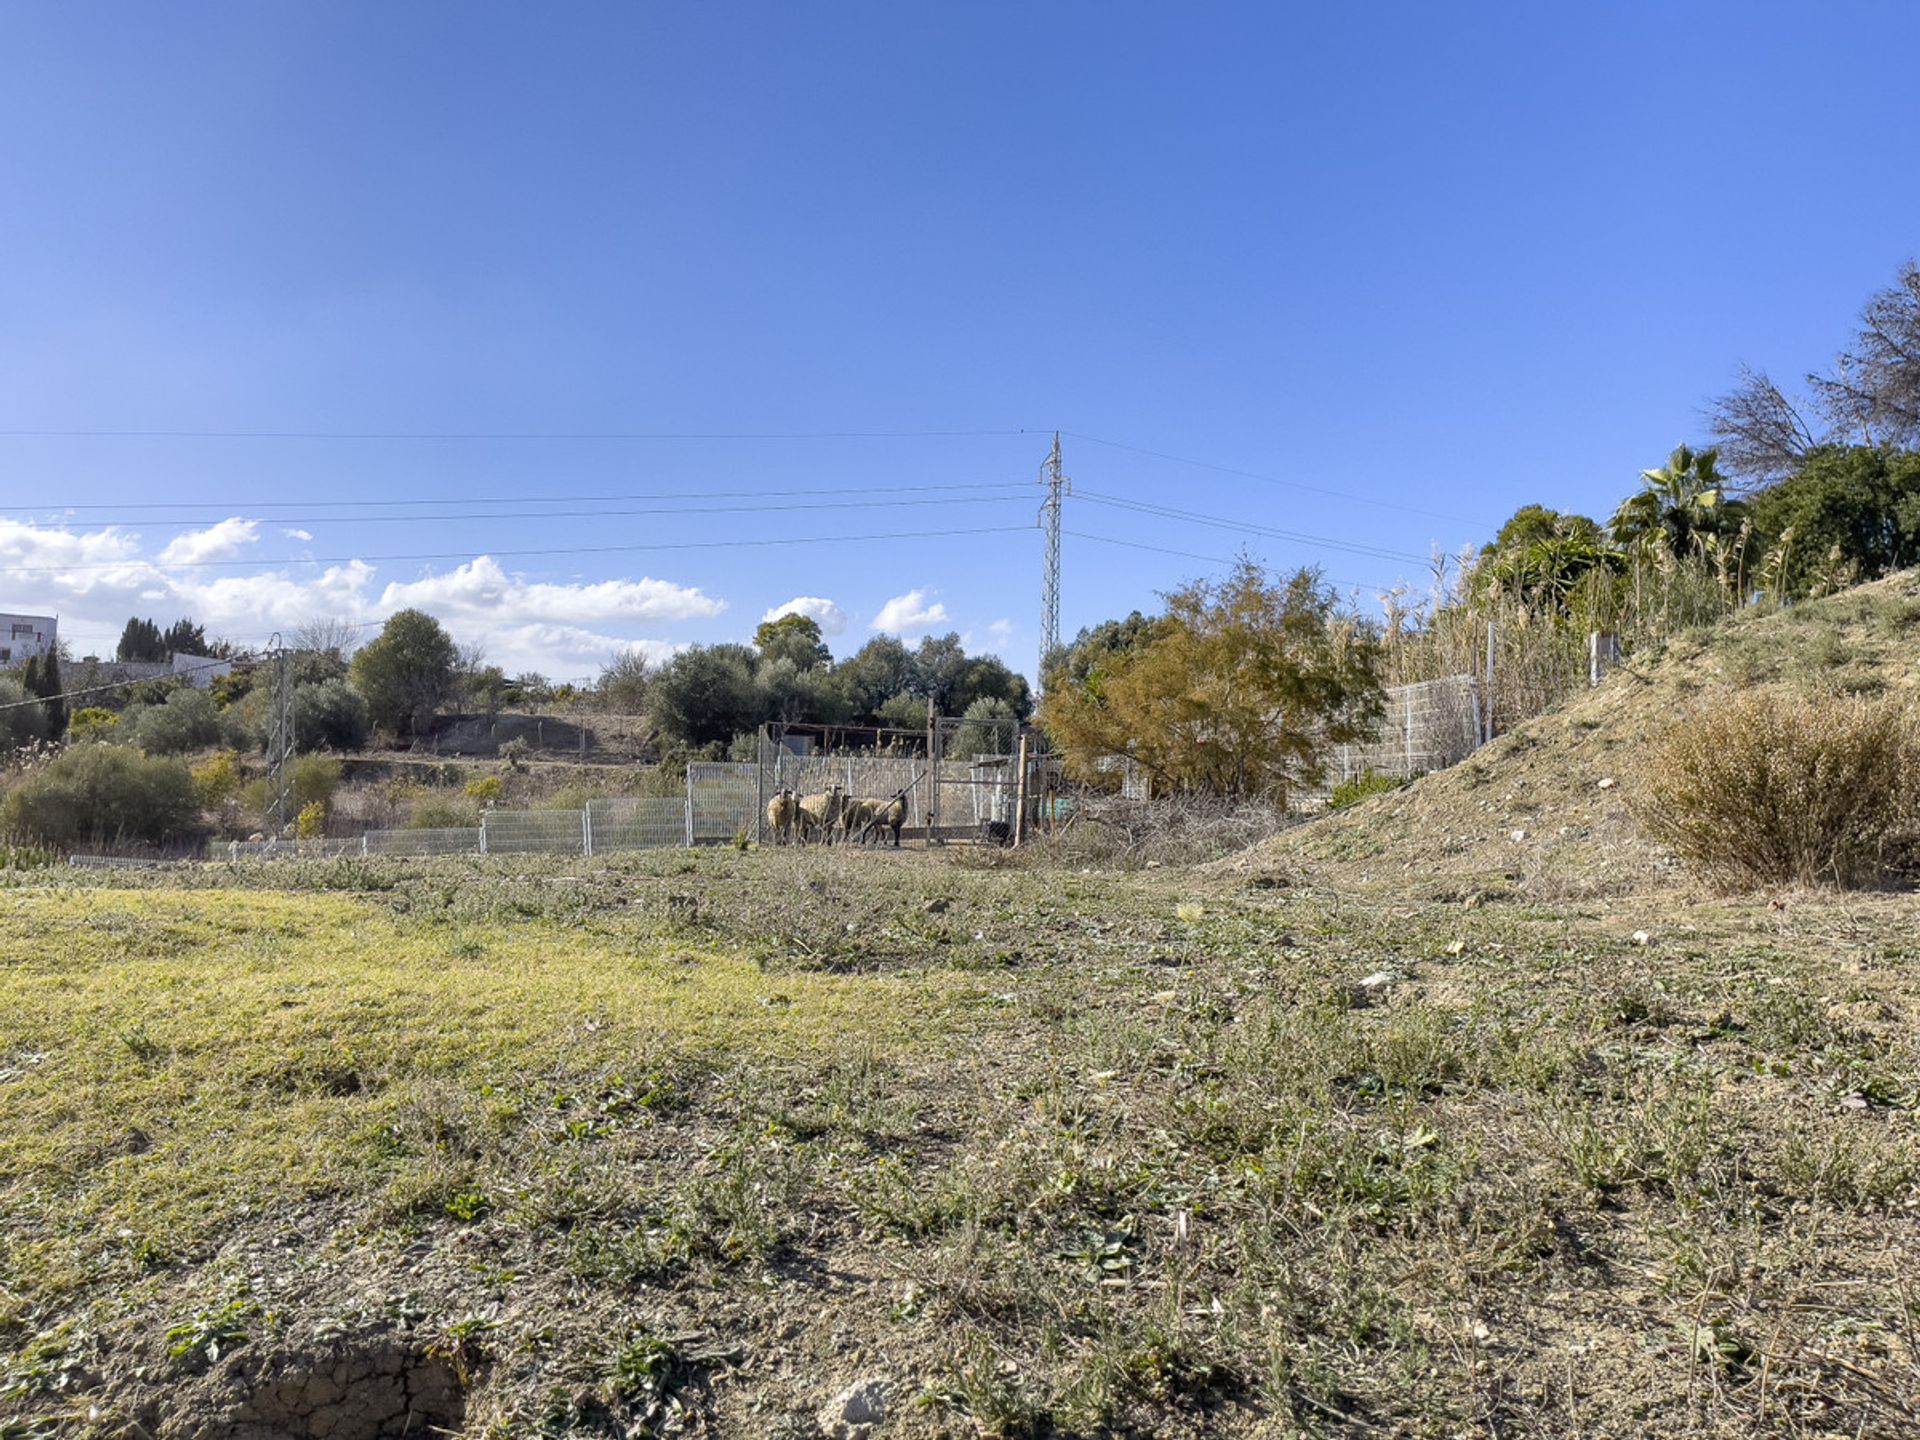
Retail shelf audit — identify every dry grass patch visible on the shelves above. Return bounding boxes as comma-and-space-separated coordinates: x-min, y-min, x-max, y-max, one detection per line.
1636, 688, 1920, 888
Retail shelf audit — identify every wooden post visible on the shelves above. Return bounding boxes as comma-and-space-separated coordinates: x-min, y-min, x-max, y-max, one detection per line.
1013, 733, 1031, 847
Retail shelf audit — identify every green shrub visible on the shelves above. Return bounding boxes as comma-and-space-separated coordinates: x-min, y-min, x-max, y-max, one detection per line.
408, 795, 477, 830
290, 753, 342, 813
0, 844, 59, 870
1330, 768, 1414, 809
130, 688, 227, 755
464, 774, 504, 804
1635, 688, 1920, 889
295, 801, 327, 839
0, 677, 51, 749
292, 679, 370, 752
67, 707, 120, 741
237, 754, 341, 830
191, 751, 246, 811
0, 745, 198, 849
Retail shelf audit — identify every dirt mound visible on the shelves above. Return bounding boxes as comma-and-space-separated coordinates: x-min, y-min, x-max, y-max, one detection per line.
158, 1338, 465, 1440
1236, 569, 1920, 898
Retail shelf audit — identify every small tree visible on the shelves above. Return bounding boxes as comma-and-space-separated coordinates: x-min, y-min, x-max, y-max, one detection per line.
951, 696, 1018, 758
116, 617, 168, 662
0, 677, 51, 749
1041, 560, 1384, 806
754, 613, 831, 670
1610, 445, 1747, 562
644, 644, 761, 747
1750, 447, 1920, 597
350, 610, 459, 738
129, 688, 226, 755
292, 679, 371, 751
16, 653, 67, 738
292, 616, 363, 664
596, 649, 651, 713
163, 619, 210, 657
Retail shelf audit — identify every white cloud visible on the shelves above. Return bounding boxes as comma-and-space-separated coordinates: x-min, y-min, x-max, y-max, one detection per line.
282, 528, 314, 542
378, 556, 723, 627
157, 517, 260, 566
761, 595, 848, 637
871, 588, 949, 634
0, 519, 722, 680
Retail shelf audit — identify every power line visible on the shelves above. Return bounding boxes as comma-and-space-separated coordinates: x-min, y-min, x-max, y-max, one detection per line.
0, 478, 1030, 515
1064, 430, 1492, 528
0, 427, 1035, 441
0, 652, 252, 713
1065, 530, 1405, 593
0, 522, 1037, 577
3, 491, 1033, 529
1074, 490, 1431, 563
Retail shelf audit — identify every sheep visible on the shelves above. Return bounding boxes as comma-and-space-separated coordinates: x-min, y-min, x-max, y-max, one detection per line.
764, 788, 797, 845
795, 787, 845, 844
870, 794, 909, 847
839, 797, 879, 845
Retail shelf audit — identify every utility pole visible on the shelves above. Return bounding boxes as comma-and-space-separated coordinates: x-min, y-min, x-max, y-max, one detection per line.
265, 637, 295, 835
1039, 432, 1068, 683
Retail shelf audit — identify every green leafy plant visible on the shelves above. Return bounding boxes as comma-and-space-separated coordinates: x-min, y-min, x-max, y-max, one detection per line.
165, 1295, 256, 1366
1330, 768, 1414, 809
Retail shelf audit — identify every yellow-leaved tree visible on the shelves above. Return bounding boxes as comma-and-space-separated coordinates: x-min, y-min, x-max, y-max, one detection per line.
1041, 559, 1384, 806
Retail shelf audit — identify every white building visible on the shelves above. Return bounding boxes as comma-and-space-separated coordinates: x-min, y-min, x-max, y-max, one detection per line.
0, 613, 57, 667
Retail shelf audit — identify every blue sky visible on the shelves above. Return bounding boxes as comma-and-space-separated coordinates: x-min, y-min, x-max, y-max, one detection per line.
2, 2, 1916, 677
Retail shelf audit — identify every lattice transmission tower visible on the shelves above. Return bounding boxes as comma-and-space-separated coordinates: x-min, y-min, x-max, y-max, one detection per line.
1038, 432, 1068, 683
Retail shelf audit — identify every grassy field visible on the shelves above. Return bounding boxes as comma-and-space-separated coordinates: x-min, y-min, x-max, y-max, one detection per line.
1, 845, 1916, 1439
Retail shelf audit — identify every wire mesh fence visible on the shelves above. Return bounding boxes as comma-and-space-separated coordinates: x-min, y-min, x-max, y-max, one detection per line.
215, 837, 364, 861
752, 720, 1049, 846
755, 732, 935, 844
586, 797, 688, 852
480, 808, 591, 855
687, 761, 759, 844
362, 827, 483, 858
1332, 673, 1482, 785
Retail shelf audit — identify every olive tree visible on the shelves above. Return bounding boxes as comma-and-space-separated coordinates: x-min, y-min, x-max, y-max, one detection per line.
349, 610, 459, 739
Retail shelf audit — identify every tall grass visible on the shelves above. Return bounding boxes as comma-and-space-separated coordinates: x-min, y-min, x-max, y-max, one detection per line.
1376, 547, 1744, 733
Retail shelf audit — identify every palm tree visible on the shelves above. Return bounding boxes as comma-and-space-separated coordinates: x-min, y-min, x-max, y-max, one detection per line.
1609, 444, 1747, 560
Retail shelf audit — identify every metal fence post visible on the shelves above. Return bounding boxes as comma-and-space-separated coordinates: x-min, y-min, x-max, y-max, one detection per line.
1484, 620, 1496, 743
755, 726, 766, 845
478, 817, 488, 855
582, 804, 593, 857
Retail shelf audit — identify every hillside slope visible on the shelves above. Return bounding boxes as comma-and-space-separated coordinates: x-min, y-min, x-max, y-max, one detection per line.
1239, 569, 1920, 899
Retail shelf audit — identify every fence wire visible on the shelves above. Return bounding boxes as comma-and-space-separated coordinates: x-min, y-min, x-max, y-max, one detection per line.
586, 797, 687, 852
1333, 673, 1482, 784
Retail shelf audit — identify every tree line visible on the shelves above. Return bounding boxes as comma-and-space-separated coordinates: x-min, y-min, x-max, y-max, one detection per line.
2, 605, 1032, 763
